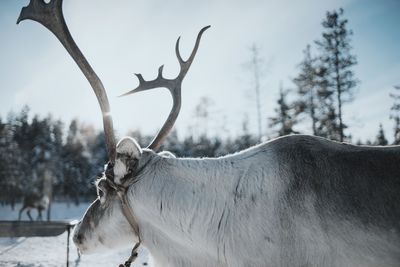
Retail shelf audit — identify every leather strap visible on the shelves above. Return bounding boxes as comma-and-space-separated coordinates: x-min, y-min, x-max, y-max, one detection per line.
116, 190, 141, 242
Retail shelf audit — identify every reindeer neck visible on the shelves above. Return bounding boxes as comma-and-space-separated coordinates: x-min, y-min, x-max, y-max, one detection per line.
128, 152, 241, 259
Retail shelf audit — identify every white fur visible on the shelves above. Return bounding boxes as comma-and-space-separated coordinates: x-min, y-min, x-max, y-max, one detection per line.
158, 151, 176, 158
73, 197, 137, 254
113, 159, 127, 184
74, 135, 400, 267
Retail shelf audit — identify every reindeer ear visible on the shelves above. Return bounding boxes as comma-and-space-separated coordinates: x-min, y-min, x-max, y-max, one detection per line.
114, 137, 142, 184
116, 137, 142, 159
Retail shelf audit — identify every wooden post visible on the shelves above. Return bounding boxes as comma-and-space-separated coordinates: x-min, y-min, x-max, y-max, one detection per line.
66, 226, 70, 267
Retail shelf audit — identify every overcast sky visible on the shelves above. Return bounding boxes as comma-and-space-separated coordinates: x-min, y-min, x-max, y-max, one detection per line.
1, 0, 399, 143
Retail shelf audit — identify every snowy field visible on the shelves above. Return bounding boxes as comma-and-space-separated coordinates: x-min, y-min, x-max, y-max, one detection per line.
0, 202, 153, 267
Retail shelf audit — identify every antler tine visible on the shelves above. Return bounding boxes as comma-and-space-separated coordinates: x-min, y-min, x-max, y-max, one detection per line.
121, 26, 210, 151
17, 0, 117, 163
176, 25, 210, 80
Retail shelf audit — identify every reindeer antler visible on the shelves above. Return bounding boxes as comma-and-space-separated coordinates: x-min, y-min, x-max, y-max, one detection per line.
121, 26, 210, 151
17, 0, 117, 163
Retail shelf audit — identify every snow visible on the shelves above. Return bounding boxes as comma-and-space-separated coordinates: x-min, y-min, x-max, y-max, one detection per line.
0, 202, 153, 267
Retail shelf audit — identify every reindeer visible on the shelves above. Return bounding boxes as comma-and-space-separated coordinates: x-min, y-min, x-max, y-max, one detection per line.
18, 193, 49, 221
17, 1, 400, 267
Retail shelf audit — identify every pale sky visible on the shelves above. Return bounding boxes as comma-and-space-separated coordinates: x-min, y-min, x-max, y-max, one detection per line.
1, 0, 399, 143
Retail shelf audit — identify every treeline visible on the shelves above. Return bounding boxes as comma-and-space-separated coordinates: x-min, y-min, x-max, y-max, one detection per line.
0, 107, 102, 205
1, 84, 398, 205
0, 107, 260, 205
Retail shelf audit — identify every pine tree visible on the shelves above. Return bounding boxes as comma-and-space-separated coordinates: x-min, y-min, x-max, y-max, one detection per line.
390, 85, 400, 145
269, 84, 298, 137
243, 44, 266, 141
86, 132, 107, 179
315, 8, 357, 141
10, 107, 34, 200
164, 130, 182, 156
317, 104, 341, 141
293, 45, 319, 135
62, 120, 91, 203
375, 124, 388, 146
293, 45, 331, 136
49, 119, 64, 186
191, 96, 215, 139
0, 122, 25, 208
249, 44, 263, 141
234, 113, 258, 151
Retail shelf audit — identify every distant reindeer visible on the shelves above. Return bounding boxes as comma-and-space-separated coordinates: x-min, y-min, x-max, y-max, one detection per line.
18, 1, 400, 267
18, 193, 49, 221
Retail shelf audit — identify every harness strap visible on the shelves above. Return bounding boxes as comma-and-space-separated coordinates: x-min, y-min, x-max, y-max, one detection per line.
116, 189, 141, 267
117, 190, 141, 239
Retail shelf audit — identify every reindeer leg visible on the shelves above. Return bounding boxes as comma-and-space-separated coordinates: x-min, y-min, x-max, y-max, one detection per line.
27, 209, 33, 221
37, 209, 42, 221
18, 207, 25, 221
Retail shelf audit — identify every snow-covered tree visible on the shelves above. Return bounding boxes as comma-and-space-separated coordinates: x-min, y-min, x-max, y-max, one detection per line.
62, 119, 91, 203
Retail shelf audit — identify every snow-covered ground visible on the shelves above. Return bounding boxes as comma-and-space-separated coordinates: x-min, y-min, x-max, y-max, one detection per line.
0, 202, 153, 267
